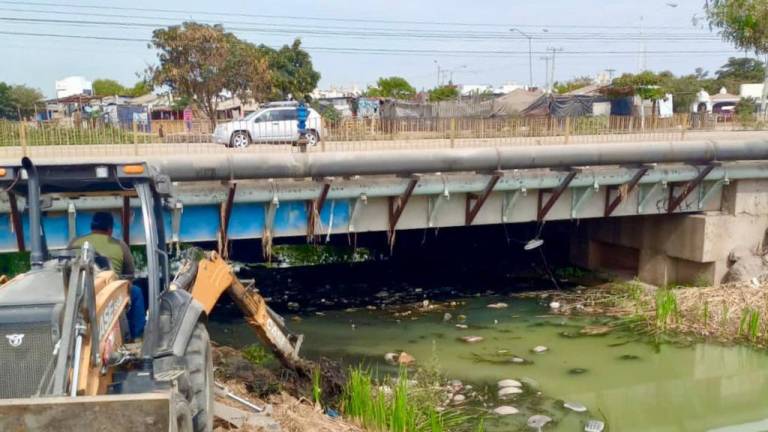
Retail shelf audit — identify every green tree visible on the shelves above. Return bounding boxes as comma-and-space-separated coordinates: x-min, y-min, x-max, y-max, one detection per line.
705, 0, 768, 111
365, 77, 416, 100
128, 80, 152, 96
428, 85, 459, 102
149, 22, 271, 126
0, 82, 15, 119
93, 79, 127, 96
716, 57, 764, 81
9, 85, 43, 119
553, 76, 593, 94
263, 39, 320, 101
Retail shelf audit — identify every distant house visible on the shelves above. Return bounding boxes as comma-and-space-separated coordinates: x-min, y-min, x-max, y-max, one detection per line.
691, 88, 740, 114
55, 76, 93, 99
491, 89, 544, 116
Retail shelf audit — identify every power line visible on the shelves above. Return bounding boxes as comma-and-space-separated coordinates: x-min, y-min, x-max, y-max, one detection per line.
0, 0, 702, 30
0, 30, 743, 57
0, 16, 726, 43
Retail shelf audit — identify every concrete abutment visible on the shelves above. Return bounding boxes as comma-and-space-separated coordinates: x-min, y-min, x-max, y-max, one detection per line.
571, 179, 768, 286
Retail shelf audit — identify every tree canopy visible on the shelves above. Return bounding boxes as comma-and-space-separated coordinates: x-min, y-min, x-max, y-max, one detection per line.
553, 77, 593, 94
365, 77, 416, 100
705, 0, 768, 53
93, 79, 152, 97
262, 39, 320, 101
149, 22, 272, 126
0, 82, 44, 120
428, 85, 459, 102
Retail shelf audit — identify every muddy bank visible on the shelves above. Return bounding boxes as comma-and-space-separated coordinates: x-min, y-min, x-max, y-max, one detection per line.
541, 276, 768, 348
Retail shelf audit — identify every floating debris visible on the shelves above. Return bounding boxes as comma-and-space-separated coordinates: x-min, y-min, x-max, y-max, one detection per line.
497, 379, 522, 389
287, 302, 300, 311
563, 401, 588, 412
512, 356, 528, 364
527, 414, 552, 429
549, 301, 561, 310
455, 324, 469, 329
579, 325, 613, 336
493, 405, 520, 416
568, 368, 589, 375
585, 419, 606, 432
443, 312, 453, 322
451, 394, 466, 404
618, 354, 641, 361
520, 377, 540, 389
498, 386, 523, 398
384, 352, 398, 365
459, 336, 484, 344
532, 346, 549, 353
398, 352, 416, 365
487, 302, 509, 309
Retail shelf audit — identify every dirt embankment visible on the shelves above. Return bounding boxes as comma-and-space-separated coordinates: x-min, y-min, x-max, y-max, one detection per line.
212, 345, 363, 432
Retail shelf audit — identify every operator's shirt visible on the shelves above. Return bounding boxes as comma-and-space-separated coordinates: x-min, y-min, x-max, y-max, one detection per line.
69, 233, 135, 277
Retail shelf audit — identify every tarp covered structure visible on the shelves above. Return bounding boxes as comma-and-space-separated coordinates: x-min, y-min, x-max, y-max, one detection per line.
522, 94, 613, 117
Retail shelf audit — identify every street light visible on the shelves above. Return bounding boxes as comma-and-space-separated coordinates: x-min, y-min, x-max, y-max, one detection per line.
433, 60, 441, 87
510, 28, 533, 89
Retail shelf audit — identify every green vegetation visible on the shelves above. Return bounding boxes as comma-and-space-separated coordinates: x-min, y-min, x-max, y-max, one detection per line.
553, 76, 593, 94
92, 79, 150, 97
271, 244, 371, 267
242, 344, 271, 366
0, 83, 44, 120
655, 289, 679, 331
364, 77, 416, 100
312, 368, 323, 407
428, 85, 459, 102
0, 252, 29, 277
0, 120, 155, 146
341, 366, 472, 432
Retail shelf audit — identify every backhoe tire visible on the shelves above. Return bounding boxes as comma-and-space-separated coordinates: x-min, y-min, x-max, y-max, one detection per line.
183, 322, 214, 432
172, 392, 194, 432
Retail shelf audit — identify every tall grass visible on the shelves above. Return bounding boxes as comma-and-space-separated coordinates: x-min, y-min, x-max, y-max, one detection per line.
655, 289, 679, 331
312, 368, 323, 407
341, 366, 471, 432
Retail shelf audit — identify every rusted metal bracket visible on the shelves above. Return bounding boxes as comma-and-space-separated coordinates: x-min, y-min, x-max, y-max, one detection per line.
348, 194, 367, 233
537, 169, 579, 222
218, 182, 237, 258
67, 201, 77, 242
388, 175, 420, 247
667, 165, 716, 213
121, 196, 131, 246
8, 192, 24, 252
604, 166, 649, 217
466, 171, 502, 226
307, 178, 333, 241
502, 189, 526, 223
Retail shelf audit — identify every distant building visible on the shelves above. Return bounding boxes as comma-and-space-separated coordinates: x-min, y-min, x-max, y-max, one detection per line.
311, 84, 362, 99
740, 83, 764, 100
692, 87, 740, 114
55, 76, 93, 99
459, 84, 494, 96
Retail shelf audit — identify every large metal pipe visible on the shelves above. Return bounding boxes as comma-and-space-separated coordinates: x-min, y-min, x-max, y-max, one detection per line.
151, 140, 768, 181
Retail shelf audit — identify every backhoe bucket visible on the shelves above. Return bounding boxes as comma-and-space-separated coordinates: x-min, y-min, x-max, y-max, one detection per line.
0, 393, 177, 432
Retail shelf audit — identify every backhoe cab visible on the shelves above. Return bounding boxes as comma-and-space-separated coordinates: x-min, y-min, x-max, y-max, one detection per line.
0, 158, 212, 432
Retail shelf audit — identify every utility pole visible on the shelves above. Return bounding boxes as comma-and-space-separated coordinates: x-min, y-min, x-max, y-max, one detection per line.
606, 68, 616, 81
540, 56, 551, 93
510, 28, 533, 89
547, 47, 563, 93
639, 15, 647, 71
434, 60, 441, 87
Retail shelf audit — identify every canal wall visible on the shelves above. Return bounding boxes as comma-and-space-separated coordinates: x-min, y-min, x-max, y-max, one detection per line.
571, 179, 768, 286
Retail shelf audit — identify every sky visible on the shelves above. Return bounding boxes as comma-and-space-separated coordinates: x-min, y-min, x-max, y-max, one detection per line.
0, 0, 753, 98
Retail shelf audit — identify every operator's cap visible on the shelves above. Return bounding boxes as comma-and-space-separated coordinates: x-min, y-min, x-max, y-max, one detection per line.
91, 212, 114, 231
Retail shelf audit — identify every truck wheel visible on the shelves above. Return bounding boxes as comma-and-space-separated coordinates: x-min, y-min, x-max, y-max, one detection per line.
183, 322, 214, 432
230, 131, 251, 148
306, 130, 320, 147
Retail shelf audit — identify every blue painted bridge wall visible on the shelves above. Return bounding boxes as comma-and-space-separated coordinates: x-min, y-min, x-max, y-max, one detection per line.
0, 200, 352, 252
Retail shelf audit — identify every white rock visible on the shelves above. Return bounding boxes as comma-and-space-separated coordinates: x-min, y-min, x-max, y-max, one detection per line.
487, 302, 508, 309
532, 345, 549, 353
563, 401, 588, 413
455, 324, 469, 329
497, 379, 523, 389
511, 357, 526, 364
527, 415, 552, 429
384, 352, 398, 365
549, 301, 561, 309
460, 336, 484, 344
449, 379, 463, 389
443, 312, 452, 322
498, 386, 523, 398
452, 394, 466, 403
493, 406, 520, 416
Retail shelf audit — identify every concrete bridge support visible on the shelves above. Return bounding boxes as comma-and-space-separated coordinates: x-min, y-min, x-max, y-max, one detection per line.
571, 179, 768, 286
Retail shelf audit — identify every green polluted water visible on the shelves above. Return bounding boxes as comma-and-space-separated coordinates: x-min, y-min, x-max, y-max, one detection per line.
209, 297, 768, 432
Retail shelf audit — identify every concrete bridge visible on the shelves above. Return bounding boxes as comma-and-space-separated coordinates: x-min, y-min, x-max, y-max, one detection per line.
1, 137, 768, 287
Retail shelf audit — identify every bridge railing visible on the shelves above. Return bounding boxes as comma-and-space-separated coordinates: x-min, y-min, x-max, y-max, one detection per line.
0, 113, 763, 159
